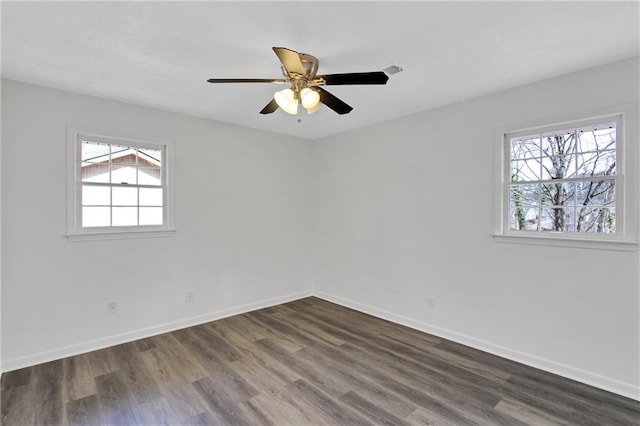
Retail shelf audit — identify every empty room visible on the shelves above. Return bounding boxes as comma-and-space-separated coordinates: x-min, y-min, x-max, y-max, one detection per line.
1, 1, 639, 424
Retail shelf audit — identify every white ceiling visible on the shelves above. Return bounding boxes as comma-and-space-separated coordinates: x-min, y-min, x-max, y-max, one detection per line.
2, 1, 639, 139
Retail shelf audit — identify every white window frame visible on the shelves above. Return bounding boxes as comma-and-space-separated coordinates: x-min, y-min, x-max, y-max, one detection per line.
66, 127, 175, 241
494, 104, 638, 251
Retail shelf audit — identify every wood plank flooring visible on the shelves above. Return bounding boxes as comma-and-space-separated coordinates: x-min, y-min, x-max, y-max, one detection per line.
2, 297, 639, 425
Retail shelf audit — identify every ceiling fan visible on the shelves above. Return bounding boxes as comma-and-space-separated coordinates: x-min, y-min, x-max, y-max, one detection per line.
207, 47, 389, 116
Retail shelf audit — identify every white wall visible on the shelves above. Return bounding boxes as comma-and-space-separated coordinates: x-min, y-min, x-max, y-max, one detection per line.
312, 57, 640, 399
1, 79, 313, 369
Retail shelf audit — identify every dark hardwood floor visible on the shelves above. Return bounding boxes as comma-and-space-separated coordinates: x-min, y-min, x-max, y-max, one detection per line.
2, 297, 639, 425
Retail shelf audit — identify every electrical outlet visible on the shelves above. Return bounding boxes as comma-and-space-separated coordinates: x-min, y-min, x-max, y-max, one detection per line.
107, 302, 118, 314
185, 291, 194, 303
427, 297, 436, 309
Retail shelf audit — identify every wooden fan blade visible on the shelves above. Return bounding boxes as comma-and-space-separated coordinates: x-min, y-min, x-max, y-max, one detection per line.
318, 72, 389, 85
317, 87, 353, 115
260, 99, 279, 114
272, 47, 305, 76
207, 78, 287, 83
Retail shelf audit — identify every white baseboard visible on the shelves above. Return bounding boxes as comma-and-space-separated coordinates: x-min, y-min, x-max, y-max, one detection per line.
1, 290, 313, 373
314, 291, 640, 402
3, 288, 638, 402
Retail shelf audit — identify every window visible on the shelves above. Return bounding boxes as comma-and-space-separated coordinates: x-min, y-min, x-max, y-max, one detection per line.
67, 129, 174, 240
509, 120, 617, 234
495, 109, 638, 250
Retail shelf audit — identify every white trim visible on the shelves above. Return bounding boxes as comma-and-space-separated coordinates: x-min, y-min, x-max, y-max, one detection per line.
494, 103, 639, 249
492, 234, 638, 251
66, 229, 176, 242
313, 291, 640, 402
1, 290, 313, 373
66, 126, 175, 240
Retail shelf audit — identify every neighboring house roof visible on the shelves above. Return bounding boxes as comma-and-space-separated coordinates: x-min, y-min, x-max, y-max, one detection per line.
83, 147, 161, 166
82, 150, 161, 184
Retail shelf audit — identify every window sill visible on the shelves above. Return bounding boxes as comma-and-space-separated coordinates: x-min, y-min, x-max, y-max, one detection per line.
67, 229, 175, 242
493, 233, 638, 252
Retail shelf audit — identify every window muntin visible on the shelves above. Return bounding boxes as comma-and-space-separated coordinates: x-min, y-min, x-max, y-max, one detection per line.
506, 118, 618, 236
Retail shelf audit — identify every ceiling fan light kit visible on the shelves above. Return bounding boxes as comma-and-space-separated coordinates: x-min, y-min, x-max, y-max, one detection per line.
300, 88, 320, 111
274, 88, 298, 115
274, 86, 321, 115
207, 47, 389, 116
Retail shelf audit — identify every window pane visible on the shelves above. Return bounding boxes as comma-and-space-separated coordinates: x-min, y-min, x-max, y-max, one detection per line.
510, 159, 540, 182
540, 206, 571, 232
81, 141, 110, 162
541, 154, 574, 180
112, 207, 138, 226
509, 206, 540, 231
140, 207, 163, 225
112, 186, 137, 206
541, 182, 574, 208
111, 164, 137, 184
111, 145, 137, 165
509, 184, 540, 207
540, 182, 575, 232
509, 184, 540, 231
82, 185, 110, 206
82, 207, 110, 227
139, 188, 163, 206
578, 124, 616, 152
138, 167, 162, 186
81, 162, 110, 183
575, 151, 616, 177
541, 131, 576, 158
564, 207, 576, 232
576, 207, 615, 233
576, 179, 615, 207
138, 148, 162, 164
540, 156, 553, 180
510, 136, 540, 159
